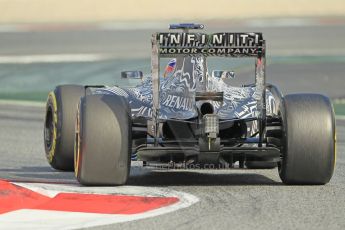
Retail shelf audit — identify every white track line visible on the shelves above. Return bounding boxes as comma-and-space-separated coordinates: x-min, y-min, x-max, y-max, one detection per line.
0, 54, 112, 64
0, 18, 343, 33
336, 115, 345, 121
0, 100, 45, 107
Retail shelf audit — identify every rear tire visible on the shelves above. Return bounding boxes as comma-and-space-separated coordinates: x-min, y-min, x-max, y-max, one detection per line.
44, 85, 85, 171
279, 94, 336, 185
75, 94, 132, 185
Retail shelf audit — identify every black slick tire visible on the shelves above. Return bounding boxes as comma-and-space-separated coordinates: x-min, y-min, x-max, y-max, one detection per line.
279, 94, 336, 185
75, 94, 132, 186
44, 85, 85, 171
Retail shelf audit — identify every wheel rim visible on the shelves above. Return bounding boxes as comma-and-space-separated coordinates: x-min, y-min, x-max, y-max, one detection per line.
44, 106, 54, 150
74, 103, 81, 177
44, 92, 58, 163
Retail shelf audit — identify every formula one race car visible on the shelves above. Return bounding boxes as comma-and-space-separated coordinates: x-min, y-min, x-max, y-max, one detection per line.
44, 23, 336, 185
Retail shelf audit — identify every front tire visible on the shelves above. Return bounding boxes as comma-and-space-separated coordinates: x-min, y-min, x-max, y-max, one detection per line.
279, 94, 336, 185
44, 85, 85, 171
75, 94, 132, 185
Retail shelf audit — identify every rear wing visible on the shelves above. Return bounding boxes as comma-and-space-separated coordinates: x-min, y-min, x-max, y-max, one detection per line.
150, 30, 267, 146
157, 32, 264, 57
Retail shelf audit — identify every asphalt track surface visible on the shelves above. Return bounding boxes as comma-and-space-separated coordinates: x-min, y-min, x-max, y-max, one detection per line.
0, 21, 345, 229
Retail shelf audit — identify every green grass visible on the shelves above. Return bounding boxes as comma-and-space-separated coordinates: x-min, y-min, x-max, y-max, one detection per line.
333, 103, 345, 116
0, 92, 48, 102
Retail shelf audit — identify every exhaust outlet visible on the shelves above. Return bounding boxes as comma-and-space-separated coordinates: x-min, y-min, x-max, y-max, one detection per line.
199, 102, 214, 115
